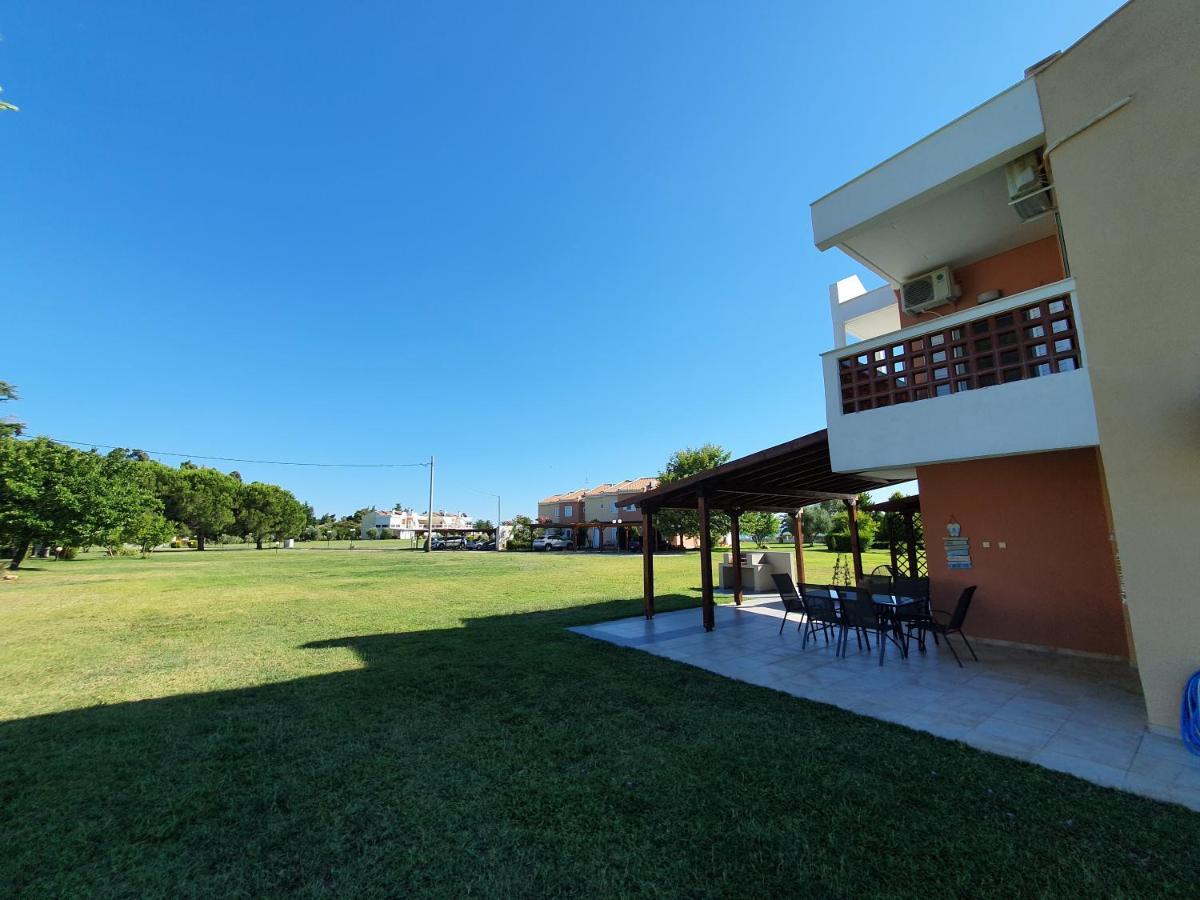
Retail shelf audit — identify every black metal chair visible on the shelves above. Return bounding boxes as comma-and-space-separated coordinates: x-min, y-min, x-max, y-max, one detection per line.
892, 576, 930, 602
800, 583, 840, 649
890, 576, 932, 650
905, 586, 978, 667
858, 574, 892, 596
770, 573, 806, 635
834, 588, 888, 663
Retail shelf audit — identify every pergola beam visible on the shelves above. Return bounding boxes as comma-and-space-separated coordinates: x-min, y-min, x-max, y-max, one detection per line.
713, 486, 857, 503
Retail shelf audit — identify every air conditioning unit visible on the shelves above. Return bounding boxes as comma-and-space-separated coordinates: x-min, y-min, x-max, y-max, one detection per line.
900, 266, 958, 315
1006, 151, 1054, 222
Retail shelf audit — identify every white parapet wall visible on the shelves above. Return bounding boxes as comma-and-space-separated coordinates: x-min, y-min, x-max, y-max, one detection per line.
829, 276, 901, 348
822, 279, 1100, 473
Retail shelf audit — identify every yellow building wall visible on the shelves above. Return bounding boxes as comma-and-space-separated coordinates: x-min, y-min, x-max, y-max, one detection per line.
584, 494, 617, 522
1035, 0, 1200, 727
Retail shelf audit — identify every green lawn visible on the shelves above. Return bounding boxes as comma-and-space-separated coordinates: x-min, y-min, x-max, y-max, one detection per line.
1, 549, 1197, 897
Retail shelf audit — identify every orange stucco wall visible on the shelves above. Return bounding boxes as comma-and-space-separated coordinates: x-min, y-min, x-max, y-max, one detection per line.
916, 448, 1129, 658
899, 235, 1066, 327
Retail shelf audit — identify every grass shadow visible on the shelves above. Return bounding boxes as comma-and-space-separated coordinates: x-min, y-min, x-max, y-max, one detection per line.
2, 593, 1199, 897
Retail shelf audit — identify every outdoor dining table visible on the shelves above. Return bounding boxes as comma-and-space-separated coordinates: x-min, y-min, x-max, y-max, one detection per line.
872, 593, 929, 658
830, 590, 924, 660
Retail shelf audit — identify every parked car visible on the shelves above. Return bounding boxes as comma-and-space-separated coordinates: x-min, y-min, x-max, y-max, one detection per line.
533, 534, 572, 551
475, 539, 496, 551
440, 537, 466, 550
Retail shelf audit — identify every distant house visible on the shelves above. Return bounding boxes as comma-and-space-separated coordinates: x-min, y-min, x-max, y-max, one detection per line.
360, 509, 475, 538
360, 509, 422, 538
536, 478, 658, 549
536, 490, 587, 527
422, 511, 474, 531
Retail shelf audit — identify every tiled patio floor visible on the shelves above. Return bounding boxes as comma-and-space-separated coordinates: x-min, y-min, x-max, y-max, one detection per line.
571, 597, 1200, 812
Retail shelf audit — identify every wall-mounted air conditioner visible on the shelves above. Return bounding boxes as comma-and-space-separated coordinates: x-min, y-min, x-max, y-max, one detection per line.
900, 266, 958, 315
1006, 151, 1055, 222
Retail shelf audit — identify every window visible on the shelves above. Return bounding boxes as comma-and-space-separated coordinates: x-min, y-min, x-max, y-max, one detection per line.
562, 504, 572, 516
625, 504, 636, 512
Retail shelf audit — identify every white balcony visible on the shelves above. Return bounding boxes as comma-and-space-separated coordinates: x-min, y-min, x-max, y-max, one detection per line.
821, 279, 1099, 477
829, 275, 901, 347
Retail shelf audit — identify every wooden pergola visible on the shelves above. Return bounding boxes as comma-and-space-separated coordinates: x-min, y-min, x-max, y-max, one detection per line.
870, 493, 926, 578
625, 430, 903, 631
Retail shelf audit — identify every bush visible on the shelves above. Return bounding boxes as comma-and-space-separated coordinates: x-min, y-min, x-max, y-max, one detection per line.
217, 533, 245, 545
365, 529, 378, 540
824, 512, 879, 553
56, 546, 79, 560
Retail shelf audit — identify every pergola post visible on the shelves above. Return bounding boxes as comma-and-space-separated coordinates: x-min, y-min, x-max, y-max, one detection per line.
846, 498, 864, 584
888, 514, 900, 573
697, 493, 715, 631
729, 509, 743, 607
642, 512, 655, 619
904, 511, 919, 576
791, 509, 806, 586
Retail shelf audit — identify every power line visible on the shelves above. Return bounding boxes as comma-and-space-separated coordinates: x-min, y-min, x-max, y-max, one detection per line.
24, 436, 431, 469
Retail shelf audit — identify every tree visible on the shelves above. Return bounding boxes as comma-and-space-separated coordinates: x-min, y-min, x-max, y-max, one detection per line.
0, 439, 157, 568
740, 511, 780, 548
472, 519, 493, 532
510, 514, 533, 548
234, 482, 308, 549
120, 510, 176, 556
171, 466, 237, 550
0, 381, 24, 438
653, 444, 732, 548
825, 494, 880, 552
800, 505, 834, 543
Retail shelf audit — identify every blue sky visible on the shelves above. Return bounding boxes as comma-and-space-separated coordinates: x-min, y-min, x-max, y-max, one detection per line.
2, 0, 1118, 520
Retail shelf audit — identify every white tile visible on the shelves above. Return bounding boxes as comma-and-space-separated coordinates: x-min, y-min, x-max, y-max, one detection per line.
1032, 749, 1128, 789
1042, 731, 1138, 771
966, 718, 1056, 759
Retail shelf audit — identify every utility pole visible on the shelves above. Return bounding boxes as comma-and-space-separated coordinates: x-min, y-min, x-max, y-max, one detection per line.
496, 494, 501, 552
425, 455, 435, 553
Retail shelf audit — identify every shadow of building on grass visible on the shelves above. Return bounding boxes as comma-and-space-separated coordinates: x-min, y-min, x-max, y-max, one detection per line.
4, 592, 1199, 897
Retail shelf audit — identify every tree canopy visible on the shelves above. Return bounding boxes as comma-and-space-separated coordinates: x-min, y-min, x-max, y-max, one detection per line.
740, 511, 781, 548
0, 381, 24, 438
0, 439, 158, 568
653, 444, 732, 547
234, 482, 308, 550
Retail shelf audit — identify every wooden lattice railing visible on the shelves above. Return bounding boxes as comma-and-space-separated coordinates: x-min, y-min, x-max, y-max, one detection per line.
836, 293, 1081, 414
